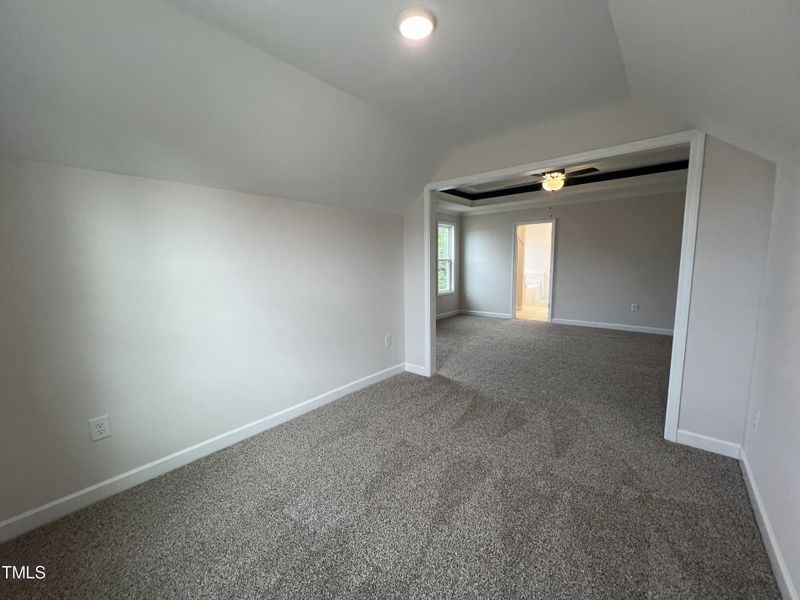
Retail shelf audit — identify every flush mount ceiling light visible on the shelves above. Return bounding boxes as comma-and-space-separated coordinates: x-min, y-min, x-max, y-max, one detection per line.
541, 171, 566, 192
396, 8, 436, 40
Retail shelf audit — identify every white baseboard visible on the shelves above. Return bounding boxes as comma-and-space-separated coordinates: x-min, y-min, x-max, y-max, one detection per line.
405, 363, 428, 376
675, 429, 741, 459
551, 318, 673, 336
741, 450, 799, 600
436, 310, 461, 320
461, 310, 512, 319
0, 362, 406, 544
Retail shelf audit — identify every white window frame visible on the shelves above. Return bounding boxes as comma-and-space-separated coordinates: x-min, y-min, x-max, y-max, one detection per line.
437, 222, 455, 296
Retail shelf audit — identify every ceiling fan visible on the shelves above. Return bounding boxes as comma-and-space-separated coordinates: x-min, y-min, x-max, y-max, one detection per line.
527, 166, 599, 191
439, 159, 689, 202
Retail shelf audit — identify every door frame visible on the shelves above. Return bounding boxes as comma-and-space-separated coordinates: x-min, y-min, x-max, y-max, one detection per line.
511, 219, 556, 322
422, 129, 706, 443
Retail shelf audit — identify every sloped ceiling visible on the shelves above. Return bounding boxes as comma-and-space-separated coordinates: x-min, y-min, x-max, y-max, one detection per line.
1, 1, 797, 213
0, 0, 447, 214
608, 0, 800, 160
0, 0, 632, 213
164, 0, 630, 146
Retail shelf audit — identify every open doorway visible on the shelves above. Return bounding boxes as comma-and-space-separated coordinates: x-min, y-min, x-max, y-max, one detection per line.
423, 130, 706, 442
513, 220, 554, 321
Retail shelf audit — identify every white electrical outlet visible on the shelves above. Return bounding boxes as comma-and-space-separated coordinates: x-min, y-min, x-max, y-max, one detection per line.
89, 415, 111, 442
753, 409, 761, 431
630, 303, 640, 312
385, 334, 392, 349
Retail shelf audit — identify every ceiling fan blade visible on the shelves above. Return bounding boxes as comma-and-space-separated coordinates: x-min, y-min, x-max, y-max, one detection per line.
526, 170, 557, 180
528, 166, 597, 179
565, 167, 599, 177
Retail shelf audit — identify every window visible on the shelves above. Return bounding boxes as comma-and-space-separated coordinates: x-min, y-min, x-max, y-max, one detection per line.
438, 223, 455, 295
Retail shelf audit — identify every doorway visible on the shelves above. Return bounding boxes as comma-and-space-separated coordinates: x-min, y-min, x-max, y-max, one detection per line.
422, 130, 706, 442
513, 221, 554, 322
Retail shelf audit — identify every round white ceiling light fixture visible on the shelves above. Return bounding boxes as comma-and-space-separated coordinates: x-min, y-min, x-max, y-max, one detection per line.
396, 8, 436, 40
541, 171, 566, 192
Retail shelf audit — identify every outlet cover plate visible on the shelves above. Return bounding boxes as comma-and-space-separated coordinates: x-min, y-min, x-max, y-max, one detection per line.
89, 415, 111, 442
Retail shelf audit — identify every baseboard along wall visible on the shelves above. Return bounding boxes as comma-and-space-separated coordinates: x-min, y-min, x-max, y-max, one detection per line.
404, 363, 428, 376
674, 433, 797, 598
436, 310, 461, 320
0, 362, 410, 544
551, 318, 673, 336
4, 336, 791, 600
740, 451, 799, 600
675, 429, 741, 459
437, 310, 512, 320
438, 313, 671, 334
460, 310, 512, 319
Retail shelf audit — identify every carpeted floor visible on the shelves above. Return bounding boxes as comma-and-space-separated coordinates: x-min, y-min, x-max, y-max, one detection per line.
0, 316, 779, 599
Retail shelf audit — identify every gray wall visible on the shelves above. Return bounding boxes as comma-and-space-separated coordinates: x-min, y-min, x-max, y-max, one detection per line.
439, 137, 777, 453
0, 157, 405, 522
743, 145, 800, 596
436, 212, 461, 317
461, 192, 685, 329
679, 138, 775, 446
403, 194, 426, 370
432, 98, 686, 181
457, 139, 776, 450
403, 99, 687, 365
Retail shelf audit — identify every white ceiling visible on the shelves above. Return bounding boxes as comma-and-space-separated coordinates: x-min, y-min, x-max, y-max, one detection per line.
609, 0, 800, 160
0, 0, 447, 214
1, 1, 798, 213
164, 0, 631, 146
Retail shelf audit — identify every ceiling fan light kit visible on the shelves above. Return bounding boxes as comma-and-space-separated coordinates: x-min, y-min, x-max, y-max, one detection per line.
441, 161, 687, 202
542, 171, 566, 191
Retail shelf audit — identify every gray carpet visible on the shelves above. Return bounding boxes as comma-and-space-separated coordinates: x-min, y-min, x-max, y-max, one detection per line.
0, 316, 779, 599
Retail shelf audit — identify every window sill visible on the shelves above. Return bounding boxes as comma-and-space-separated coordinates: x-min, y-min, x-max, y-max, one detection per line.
438, 291, 456, 296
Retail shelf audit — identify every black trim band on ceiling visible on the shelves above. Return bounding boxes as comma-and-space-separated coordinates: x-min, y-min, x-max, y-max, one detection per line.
440, 160, 690, 201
